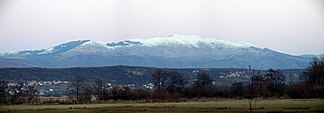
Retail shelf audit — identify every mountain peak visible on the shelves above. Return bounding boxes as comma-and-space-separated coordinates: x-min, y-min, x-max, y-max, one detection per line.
129, 34, 254, 48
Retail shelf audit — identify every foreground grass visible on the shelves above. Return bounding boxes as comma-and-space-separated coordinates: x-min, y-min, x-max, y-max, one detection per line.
0, 99, 323, 113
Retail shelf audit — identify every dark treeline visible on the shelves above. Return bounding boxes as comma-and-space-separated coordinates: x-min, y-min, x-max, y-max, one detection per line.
0, 57, 323, 104
0, 66, 302, 85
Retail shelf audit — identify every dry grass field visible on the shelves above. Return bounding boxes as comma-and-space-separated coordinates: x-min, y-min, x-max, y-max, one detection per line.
0, 99, 323, 113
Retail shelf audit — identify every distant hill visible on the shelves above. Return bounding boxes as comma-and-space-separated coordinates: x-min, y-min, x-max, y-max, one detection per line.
0, 57, 33, 68
0, 34, 312, 69
0, 65, 304, 85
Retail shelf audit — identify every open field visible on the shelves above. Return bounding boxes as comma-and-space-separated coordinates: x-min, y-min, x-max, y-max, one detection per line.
0, 99, 323, 113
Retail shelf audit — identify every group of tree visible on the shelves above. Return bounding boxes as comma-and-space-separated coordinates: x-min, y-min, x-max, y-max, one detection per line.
67, 75, 151, 103
0, 81, 38, 104
151, 69, 219, 99
65, 66, 313, 103
232, 68, 286, 98
0, 57, 323, 104
230, 57, 324, 99
288, 57, 324, 98
65, 70, 216, 103
150, 67, 318, 100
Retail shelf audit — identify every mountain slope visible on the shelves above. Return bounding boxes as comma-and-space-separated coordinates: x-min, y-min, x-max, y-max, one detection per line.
0, 57, 33, 68
0, 34, 312, 69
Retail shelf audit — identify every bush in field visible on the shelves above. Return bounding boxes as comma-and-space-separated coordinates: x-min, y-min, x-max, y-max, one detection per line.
287, 82, 307, 98
230, 82, 246, 98
131, 88, 150, 100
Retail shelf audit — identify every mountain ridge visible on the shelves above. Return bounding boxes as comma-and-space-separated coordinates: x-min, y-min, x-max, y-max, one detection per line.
0, 34, 313, 69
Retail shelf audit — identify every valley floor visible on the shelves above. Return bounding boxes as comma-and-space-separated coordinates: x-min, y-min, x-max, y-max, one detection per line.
0, 99, 323, 113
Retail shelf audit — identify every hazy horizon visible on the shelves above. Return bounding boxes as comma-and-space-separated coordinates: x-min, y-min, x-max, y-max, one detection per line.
0, 0, 323, 55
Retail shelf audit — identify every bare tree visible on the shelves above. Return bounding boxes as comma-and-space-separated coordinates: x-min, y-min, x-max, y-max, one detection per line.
302, 57, 324, 98
152, 69, 168, 91
93, 79, 105, 101
22, 85, 38, 103
193, 72, 213, 97
247, 68, 263, 113
80, 83, 93, 103
166, 72, 186, 94
303, 57, 324, 85
67, 75, 85, 103
265, 68, 286, 97
0, 81, 8, 104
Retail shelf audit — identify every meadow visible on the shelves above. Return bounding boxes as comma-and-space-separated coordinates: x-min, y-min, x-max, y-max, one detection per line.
0, 99, 323, 113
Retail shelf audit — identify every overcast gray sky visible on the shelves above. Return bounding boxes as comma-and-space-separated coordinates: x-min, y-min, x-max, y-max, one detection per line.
0, 0, 323, 55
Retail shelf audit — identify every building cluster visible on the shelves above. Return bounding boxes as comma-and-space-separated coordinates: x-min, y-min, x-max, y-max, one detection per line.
24, 80, 69, 86
219, 71, 248, 78
142, 83, 154, 89
6, 80, 69, 96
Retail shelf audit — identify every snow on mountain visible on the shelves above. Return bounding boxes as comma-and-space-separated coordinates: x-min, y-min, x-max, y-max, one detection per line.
0, 34, 313, 69
5, 34, 255, 56
106, 34, 254, 49
107, 40, 142, 48
80, 40, 108, 47
3, 40, 90, 56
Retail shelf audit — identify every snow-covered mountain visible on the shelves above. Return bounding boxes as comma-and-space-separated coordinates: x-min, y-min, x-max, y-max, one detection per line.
0, 34, 313, 69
